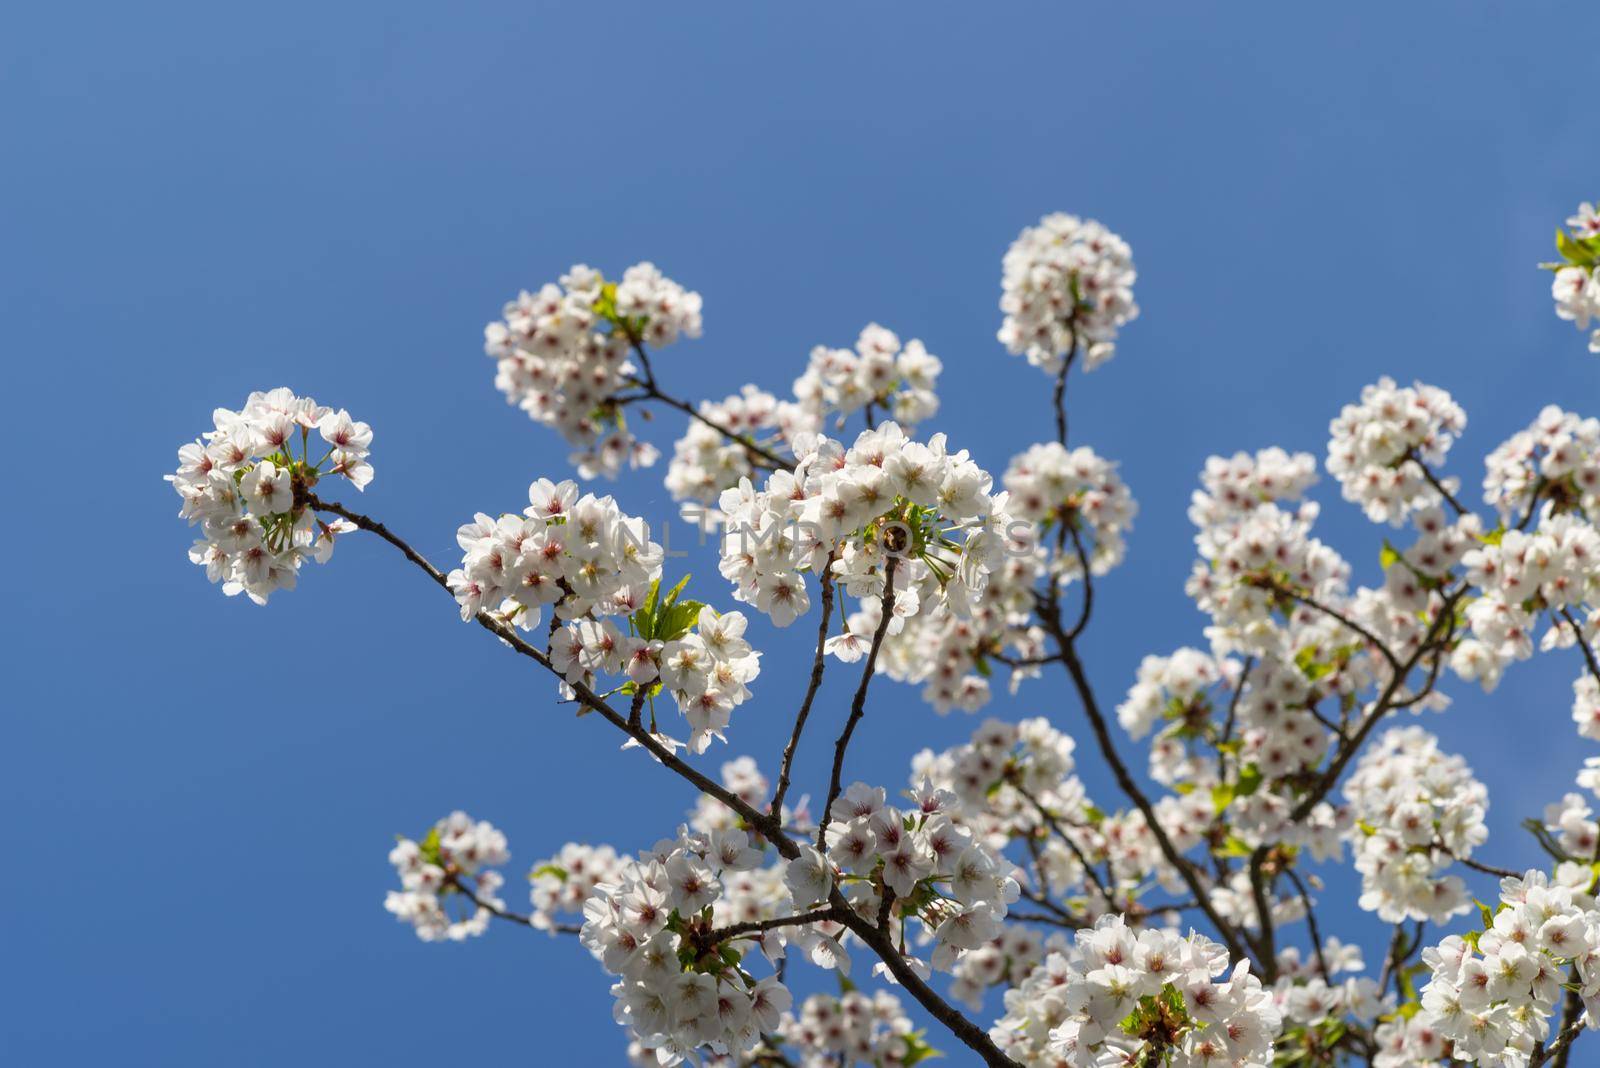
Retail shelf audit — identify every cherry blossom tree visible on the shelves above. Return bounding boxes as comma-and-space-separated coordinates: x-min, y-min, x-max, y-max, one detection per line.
167, 206, 1600, 1068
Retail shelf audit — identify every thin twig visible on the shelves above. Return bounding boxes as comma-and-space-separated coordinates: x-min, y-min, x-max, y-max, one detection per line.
1405, 448, 1469, 517
1013, 782, 1113, 907
1283, 867, 1328, 979
770, 556, 837, 819
447, 874, 580, 935
817, 556, 900, 850
1052, 339, 1078, 446
709, 908, 843, 943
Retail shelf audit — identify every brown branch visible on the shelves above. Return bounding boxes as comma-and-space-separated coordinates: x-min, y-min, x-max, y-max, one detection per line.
617, 338, 793, 472
1540, 1017, 1586, 1068
1052, 338, 1078, 446
1065, 522, 1095, 640
311, 496, 1022, 1068
1285, 588, 1462, 825
1246, 848, 1278, 978
1036, 593, 1249, 963
446, 874, 580, 935
1439, 845, 1519, 880
770, 555, 837, 819
709, 908, 843, 943
1012, 782, 1114, 907
1516, 477, 1547, 531
817, 555, 900, 850
1405, 448, 1469, 518
1561, 607, 1600, 685
1270, 584, 1403, 674
1283, 867, 1328, 979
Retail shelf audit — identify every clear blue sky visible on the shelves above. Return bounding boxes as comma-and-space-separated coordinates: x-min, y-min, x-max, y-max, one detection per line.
7, 3, 1600, 1064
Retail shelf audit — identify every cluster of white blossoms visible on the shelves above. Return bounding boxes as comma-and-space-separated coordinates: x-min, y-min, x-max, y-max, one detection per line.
1453, 513, 1600, 690
771, 991, 923, 1067
1002, 443, 1137, 585
483, 263, 703, 477
1117, 640, 1355, 805
910, 717, 1124, 938
1326, 377, 1467, 525
718, 422, 1011, 633
533, 762, 808, 944
661, 326, 943, 524
1542, 792, 1600, 859
792, 323, 943, 430
801, 780, 1022, 974
1187, 448, 1320, 537
448, 477, 662, 629
1117, 647, 1229, 744
1342, 726, 1488, 924
450, 478, 761, 750
1370, 1014, 1450, 1068
662, 385, 796, 516
528, 843, 627, 933
998, 213, 1138, 373
1417, 869, 1600, 1064
1575, 676, 1600, 742
1483, 405, 1600, 523
384, 812, 510, 942
578, 827, 796, 1065
1253, 950, 1394, 1063
1186, 500, 1352, 659
837, 482, 1049, 716
990, 916, 1280, 1067
626, 988, 923, 1068
169, 387, 372, 604
552, 601, 763, 754
1550, 202, 1600, 354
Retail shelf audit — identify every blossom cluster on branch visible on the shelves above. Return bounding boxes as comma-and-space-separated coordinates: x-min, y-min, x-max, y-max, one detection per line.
170, 197, 1600, 1068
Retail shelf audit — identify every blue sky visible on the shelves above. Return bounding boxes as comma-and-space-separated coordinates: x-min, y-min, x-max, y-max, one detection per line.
7, 3, 1600, 1064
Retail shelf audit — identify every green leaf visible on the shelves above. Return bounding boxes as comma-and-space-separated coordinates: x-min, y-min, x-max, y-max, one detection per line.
1379, 539, 1401, 570
1557, 228, 1600, 268
900, 1032, 943, 1067
1235, 763, 1264, 799
1294, 644, 1335, 682
633, 578, 663, 640
1211, 783, 1236, 815
530, 863, 568, 882
417, 826, 442, 866
658, 599, 707, 642
661, 573, 691, 609
1215, 835, 1253, 858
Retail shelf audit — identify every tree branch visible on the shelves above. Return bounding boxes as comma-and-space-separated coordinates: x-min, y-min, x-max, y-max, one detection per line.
1052, 337, 1078, 446
311, 497, 1022, 1068
770, 555, 837, 819
1036, 592, 1250, 963
817, 555, 900, 850
709, 908, 843, 943
1405, 448, 1469, 518
446, 874, 580, 935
